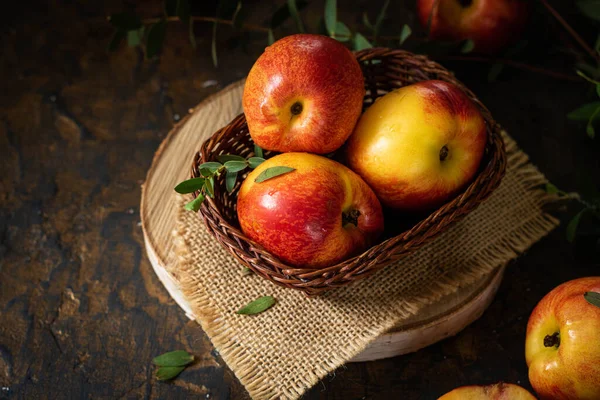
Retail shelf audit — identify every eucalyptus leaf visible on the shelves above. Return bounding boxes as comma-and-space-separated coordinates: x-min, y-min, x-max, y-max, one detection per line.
268, 28, 275, 45
153, 350, 194, 367
577, 0, 600, 22
205, 176, 215, 198
109, 12, 142, 30
184, 194, 205, 212
353, 32, 373, 51
254, 166, 295, 183
198, 161, 223, 173
146, 19, 167, 58
189, 19, 197, 49
566, 208, 589, 242
333, 21, 351, 42
269, 0, 308, 29
248, 157, 265, 169
488, 63, 504, 82
584, 291, 600, 308
174, 177, 205, 194
156, 366, 185, 381
176, 0, 191, 24
567, 102, 600, 121
254, 144, 264, 158
324, 0, 337, 37
224, 160, 248, 173
287, 0, 305, 33
236, 296, 276, 315
232, 1, 245, 30
127, 26, 145, 47
225, 171, 238, 193
461, 39, 475, 54
108, 29, 126, 51
362, 12, 374, 31
399, 24, 412, 45
217, 154, 246, 163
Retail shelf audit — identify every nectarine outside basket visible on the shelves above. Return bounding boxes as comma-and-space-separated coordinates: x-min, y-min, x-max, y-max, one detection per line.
190, 48, 507, 296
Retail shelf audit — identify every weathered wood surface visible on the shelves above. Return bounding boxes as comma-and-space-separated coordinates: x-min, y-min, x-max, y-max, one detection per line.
1, 1, 599, 399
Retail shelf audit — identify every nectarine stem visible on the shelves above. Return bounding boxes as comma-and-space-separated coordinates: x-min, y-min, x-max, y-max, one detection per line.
343, 209, 361, 227
543, 332, 560, 348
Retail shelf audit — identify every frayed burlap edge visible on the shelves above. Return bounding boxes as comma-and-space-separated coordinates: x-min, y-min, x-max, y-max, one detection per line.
172, 131, 559, 400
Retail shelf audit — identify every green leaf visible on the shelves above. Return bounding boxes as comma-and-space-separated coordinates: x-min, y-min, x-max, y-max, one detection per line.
212, 22, 218, 67
223, 160, 248, 173
236, 296, 276, 315
254, 166, 296, 183
153, 350, 194, 367
461, 39, 475, 54
545, 183, 559, 195
199, 168, 212, 177
189, 18, 197, 49
176, 0, 191, 25
127, 26, 145, 47
254, 144, 264, 158
269, 0, 308, 29
353, 32, 373, 51
399, 24, 412, 45
241, 267, 253, 276
567, 102, 600, 121
225, 171, 237, 193
146, 19, 167, 58
268, 28, 275, 45
174, 177, 205, 194
488, 63, 504, 82
287, 0, 305, 33
198, 162, 223, 173
374, 0, 390, 38
248, 157, 265, 169
108, 29, 126, 51
577, 0, 600, 21
156, 366, 185, 381
333, 21, 351, 42
324, 0, 337, 37
232, 1, 245, 31
566, 208, 589, 242
184, 194, 205, 212
217, 154, 246, 163
362, 12, 374, 31
596, 84, 600, 98
577, 70, 600, 85
109, 12, 142, 30
587, 122, 596, 138
584, 292, 600, 308
205, 176, 215, 198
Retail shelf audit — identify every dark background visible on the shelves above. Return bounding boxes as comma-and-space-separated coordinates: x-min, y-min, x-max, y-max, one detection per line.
1, 0, 599, 399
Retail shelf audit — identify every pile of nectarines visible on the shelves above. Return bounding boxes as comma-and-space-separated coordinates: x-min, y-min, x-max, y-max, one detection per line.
237, 34, 487, 268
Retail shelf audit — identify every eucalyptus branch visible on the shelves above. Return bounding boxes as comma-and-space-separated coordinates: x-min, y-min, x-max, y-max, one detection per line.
539, 0, 600, 63
436, 55, 580, 82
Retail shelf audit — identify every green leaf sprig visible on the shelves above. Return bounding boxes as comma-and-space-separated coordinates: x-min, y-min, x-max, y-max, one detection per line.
568, 70, 600, 139
153, 350, 195, 381
584, 292, 600, 309
175, 152, 266, 211
236, 296, 276, 315
544, 183, 600, 242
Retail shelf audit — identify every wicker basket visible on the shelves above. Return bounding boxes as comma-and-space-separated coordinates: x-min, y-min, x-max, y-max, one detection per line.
190, 48, 506, 296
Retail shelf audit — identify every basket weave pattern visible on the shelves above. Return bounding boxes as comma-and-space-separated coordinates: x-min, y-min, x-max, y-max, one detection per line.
190, 48, 507, 296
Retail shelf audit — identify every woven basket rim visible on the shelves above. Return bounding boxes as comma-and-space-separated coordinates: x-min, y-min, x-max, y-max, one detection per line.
190, 47, 507, 295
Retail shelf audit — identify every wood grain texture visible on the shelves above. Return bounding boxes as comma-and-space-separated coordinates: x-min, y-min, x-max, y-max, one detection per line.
141, 80, 504, 361
1, 0, 598, 399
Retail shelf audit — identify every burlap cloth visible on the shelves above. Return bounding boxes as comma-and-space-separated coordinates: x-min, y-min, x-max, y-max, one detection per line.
173, 132, 558, 399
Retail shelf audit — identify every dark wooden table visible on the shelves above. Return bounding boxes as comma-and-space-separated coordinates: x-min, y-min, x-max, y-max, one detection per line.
1, 1, 599, 399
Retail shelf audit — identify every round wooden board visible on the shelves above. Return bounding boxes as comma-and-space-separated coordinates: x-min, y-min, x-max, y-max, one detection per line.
140, 80, 505, 362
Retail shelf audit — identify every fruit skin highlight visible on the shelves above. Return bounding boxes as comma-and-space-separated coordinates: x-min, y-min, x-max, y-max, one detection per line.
242, 34, 365, 154
346, 80, 487, 211
237, 153, 384, 268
